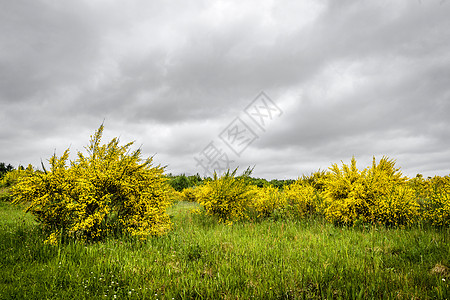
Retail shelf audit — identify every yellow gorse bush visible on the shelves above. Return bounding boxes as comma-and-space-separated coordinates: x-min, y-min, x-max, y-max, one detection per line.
322, 156, 419, 226
12, 125, 173, 243
282, 181, 317, 218
249, 185, 285, 218
417, 175, 450, 226
322, 156, 365, 224
180, 186, 201, 202
0, 165, 33, 188
374, 184, 419, 226
196, 169, 255, 223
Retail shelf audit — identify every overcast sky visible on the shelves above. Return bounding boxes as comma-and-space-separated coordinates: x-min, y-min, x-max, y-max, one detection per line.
1, 0, 449, 179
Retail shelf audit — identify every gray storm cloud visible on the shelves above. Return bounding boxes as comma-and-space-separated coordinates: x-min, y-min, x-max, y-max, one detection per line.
1, 0, 449, 179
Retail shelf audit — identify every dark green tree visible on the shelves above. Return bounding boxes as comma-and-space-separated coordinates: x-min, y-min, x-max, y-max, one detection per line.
0, 162, 14, 178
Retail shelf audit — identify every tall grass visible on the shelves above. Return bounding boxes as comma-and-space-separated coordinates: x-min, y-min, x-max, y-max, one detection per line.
0, 201, 449, 299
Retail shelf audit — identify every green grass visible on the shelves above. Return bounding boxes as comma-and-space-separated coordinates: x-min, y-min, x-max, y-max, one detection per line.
0, 201, 449, 299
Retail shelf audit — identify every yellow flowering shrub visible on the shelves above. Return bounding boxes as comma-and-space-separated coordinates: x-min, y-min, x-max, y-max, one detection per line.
169, 190, 183, 204
322, 156, 416, 225
408, 174, 428, 200
249, 185, 285, 218
180, 186, 201, 202
300, 170, 328, 193
1, 168, 32, 202
12, 125, 173, 243
419, 175, 450, 226
196, 169, 255, 223
282, 181, 317, 218
374, 184, 419, 226
322, 157, 364, 224
0, 165, 33, 188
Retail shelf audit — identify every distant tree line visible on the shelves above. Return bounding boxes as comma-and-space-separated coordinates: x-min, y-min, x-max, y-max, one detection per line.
166, 173, 204, 191
166, 172, 296, 191
0, 162, 14, 178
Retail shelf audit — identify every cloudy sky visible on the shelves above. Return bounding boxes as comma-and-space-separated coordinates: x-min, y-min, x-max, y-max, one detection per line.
1, 0, 449, 179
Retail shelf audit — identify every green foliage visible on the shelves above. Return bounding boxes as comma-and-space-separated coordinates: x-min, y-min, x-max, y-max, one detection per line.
0, 162, 14, 179
167, 173, 203, 191
215, 176, 295, 190
247, 177, 269, 188
0, 187, 12, 202
196, 169, 255, 223
12, 125, 173, 243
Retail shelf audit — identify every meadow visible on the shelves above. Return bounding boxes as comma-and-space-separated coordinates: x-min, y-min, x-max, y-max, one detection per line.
1, 199, 449, 299
1, 127, 449, 299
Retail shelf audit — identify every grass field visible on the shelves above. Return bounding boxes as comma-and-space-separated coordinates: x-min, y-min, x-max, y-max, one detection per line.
0, 200, 449, 299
